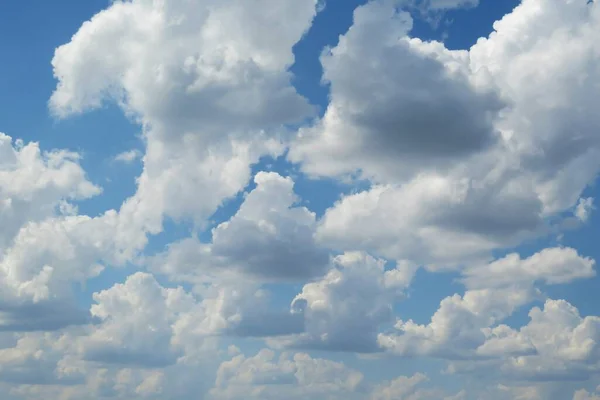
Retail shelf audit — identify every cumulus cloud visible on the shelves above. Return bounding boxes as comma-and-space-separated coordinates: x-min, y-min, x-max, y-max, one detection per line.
369, 373, 460, 400
0, 205, 154, 333
442, 298, 600, 385
379, 286, 536, 359
289, 0, 504, 183
0, 133, 99, 248
209, 349, 364, 400
50, 0, 320, 234
303, 0, 600, 267
316, 175, 545, 267
462, 247, 595, 289
3, 0, 599, 397
210, 351, 465, 400
0, 332, 84, 386
379, 247, 595, 359
269, 252, 415, 353
81, 270, 305, 371
82, 272, 185, 368
574, 386, 600, 400
0, 134, 134, 332
152, 172, 330, 284
495, 300, 600, 381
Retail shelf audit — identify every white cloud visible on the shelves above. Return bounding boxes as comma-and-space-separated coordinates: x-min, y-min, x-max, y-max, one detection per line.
0, 134, 144, 332
369, 373, 450, 400
209, 349, 364, 400
379, 286, 535, 359
269, 252, 415, 353
378, 247, 595, 359
289, 0, 503, 183
2, 0, 596, 397
301, 0, 600, 268
81, 270, 303, 369
462, 247, 595, 289
112, 149, 141, 164
316, 175, 544, 268
0, 133, 99, 249
574, 386, 600, 400
210, 352, 464, 400
0, 332, 84, 386
81, 272, 186, 367
50, 0, 320, 234
443, 299, 600, 384
152, 172, 330, 284
468, 0, 600, 215
575, 197, 595, 223
496, 300, 600, 381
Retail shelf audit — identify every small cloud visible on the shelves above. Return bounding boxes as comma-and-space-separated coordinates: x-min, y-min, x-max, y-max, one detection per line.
575, 197, 595, 223
112, 149, 141, 164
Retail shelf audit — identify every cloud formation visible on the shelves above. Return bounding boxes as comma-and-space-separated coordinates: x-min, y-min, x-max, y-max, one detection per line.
1, 0, 600, 398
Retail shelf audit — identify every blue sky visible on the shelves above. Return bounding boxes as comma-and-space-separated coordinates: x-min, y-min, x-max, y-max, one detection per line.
1, 1, 600, 399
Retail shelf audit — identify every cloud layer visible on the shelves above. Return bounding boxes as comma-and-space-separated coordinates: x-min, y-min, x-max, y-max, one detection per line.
2, 0, 600, 399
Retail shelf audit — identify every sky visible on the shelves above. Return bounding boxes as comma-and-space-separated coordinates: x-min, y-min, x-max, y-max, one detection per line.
1, 0, 600, 399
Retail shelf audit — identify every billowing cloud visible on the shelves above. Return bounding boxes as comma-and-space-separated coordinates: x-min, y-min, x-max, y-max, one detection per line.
210, 351, 466, 400
209, 349, 365, 400
0, 133, 99, 249
82, 272, 185, 367
379, 247, 595, 359
50, 0, 320, 235
2, 0, 600, 397
289, 0, 504, 183
270, 252, 415, 353
462, 247, 595, 289
369, 373, 462, 400
0, 134, 115, 332
494, 299, 600, 381
152, 172, 329, 284
304, 0, 600, 268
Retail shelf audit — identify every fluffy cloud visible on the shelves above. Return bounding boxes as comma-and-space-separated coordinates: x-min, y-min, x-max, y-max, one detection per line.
174, 282, 304, 339
0, 204, 153, 333
0, 134, 127, 332
270, 252, 415, 353
369, 373, 461, 400
316, 175, 545, 267
289, 0, 503, 183
495, 300, 600, 381
153, 172, 329, 284
3, 0, 598, 397
81, 272, 186, 367
462, 247, 595, 289
379, 247, 595, 359
210, 352, 464, 400
82, 270, 304, 370
209, 349, 364, 400
379, 287, 536, 359
0, 133, 99, 249
0, 332, 84, 386
443, 299, 600, 384
574, 386, 600, 400
50, 0, 320, 235
302, 0, 600, 267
